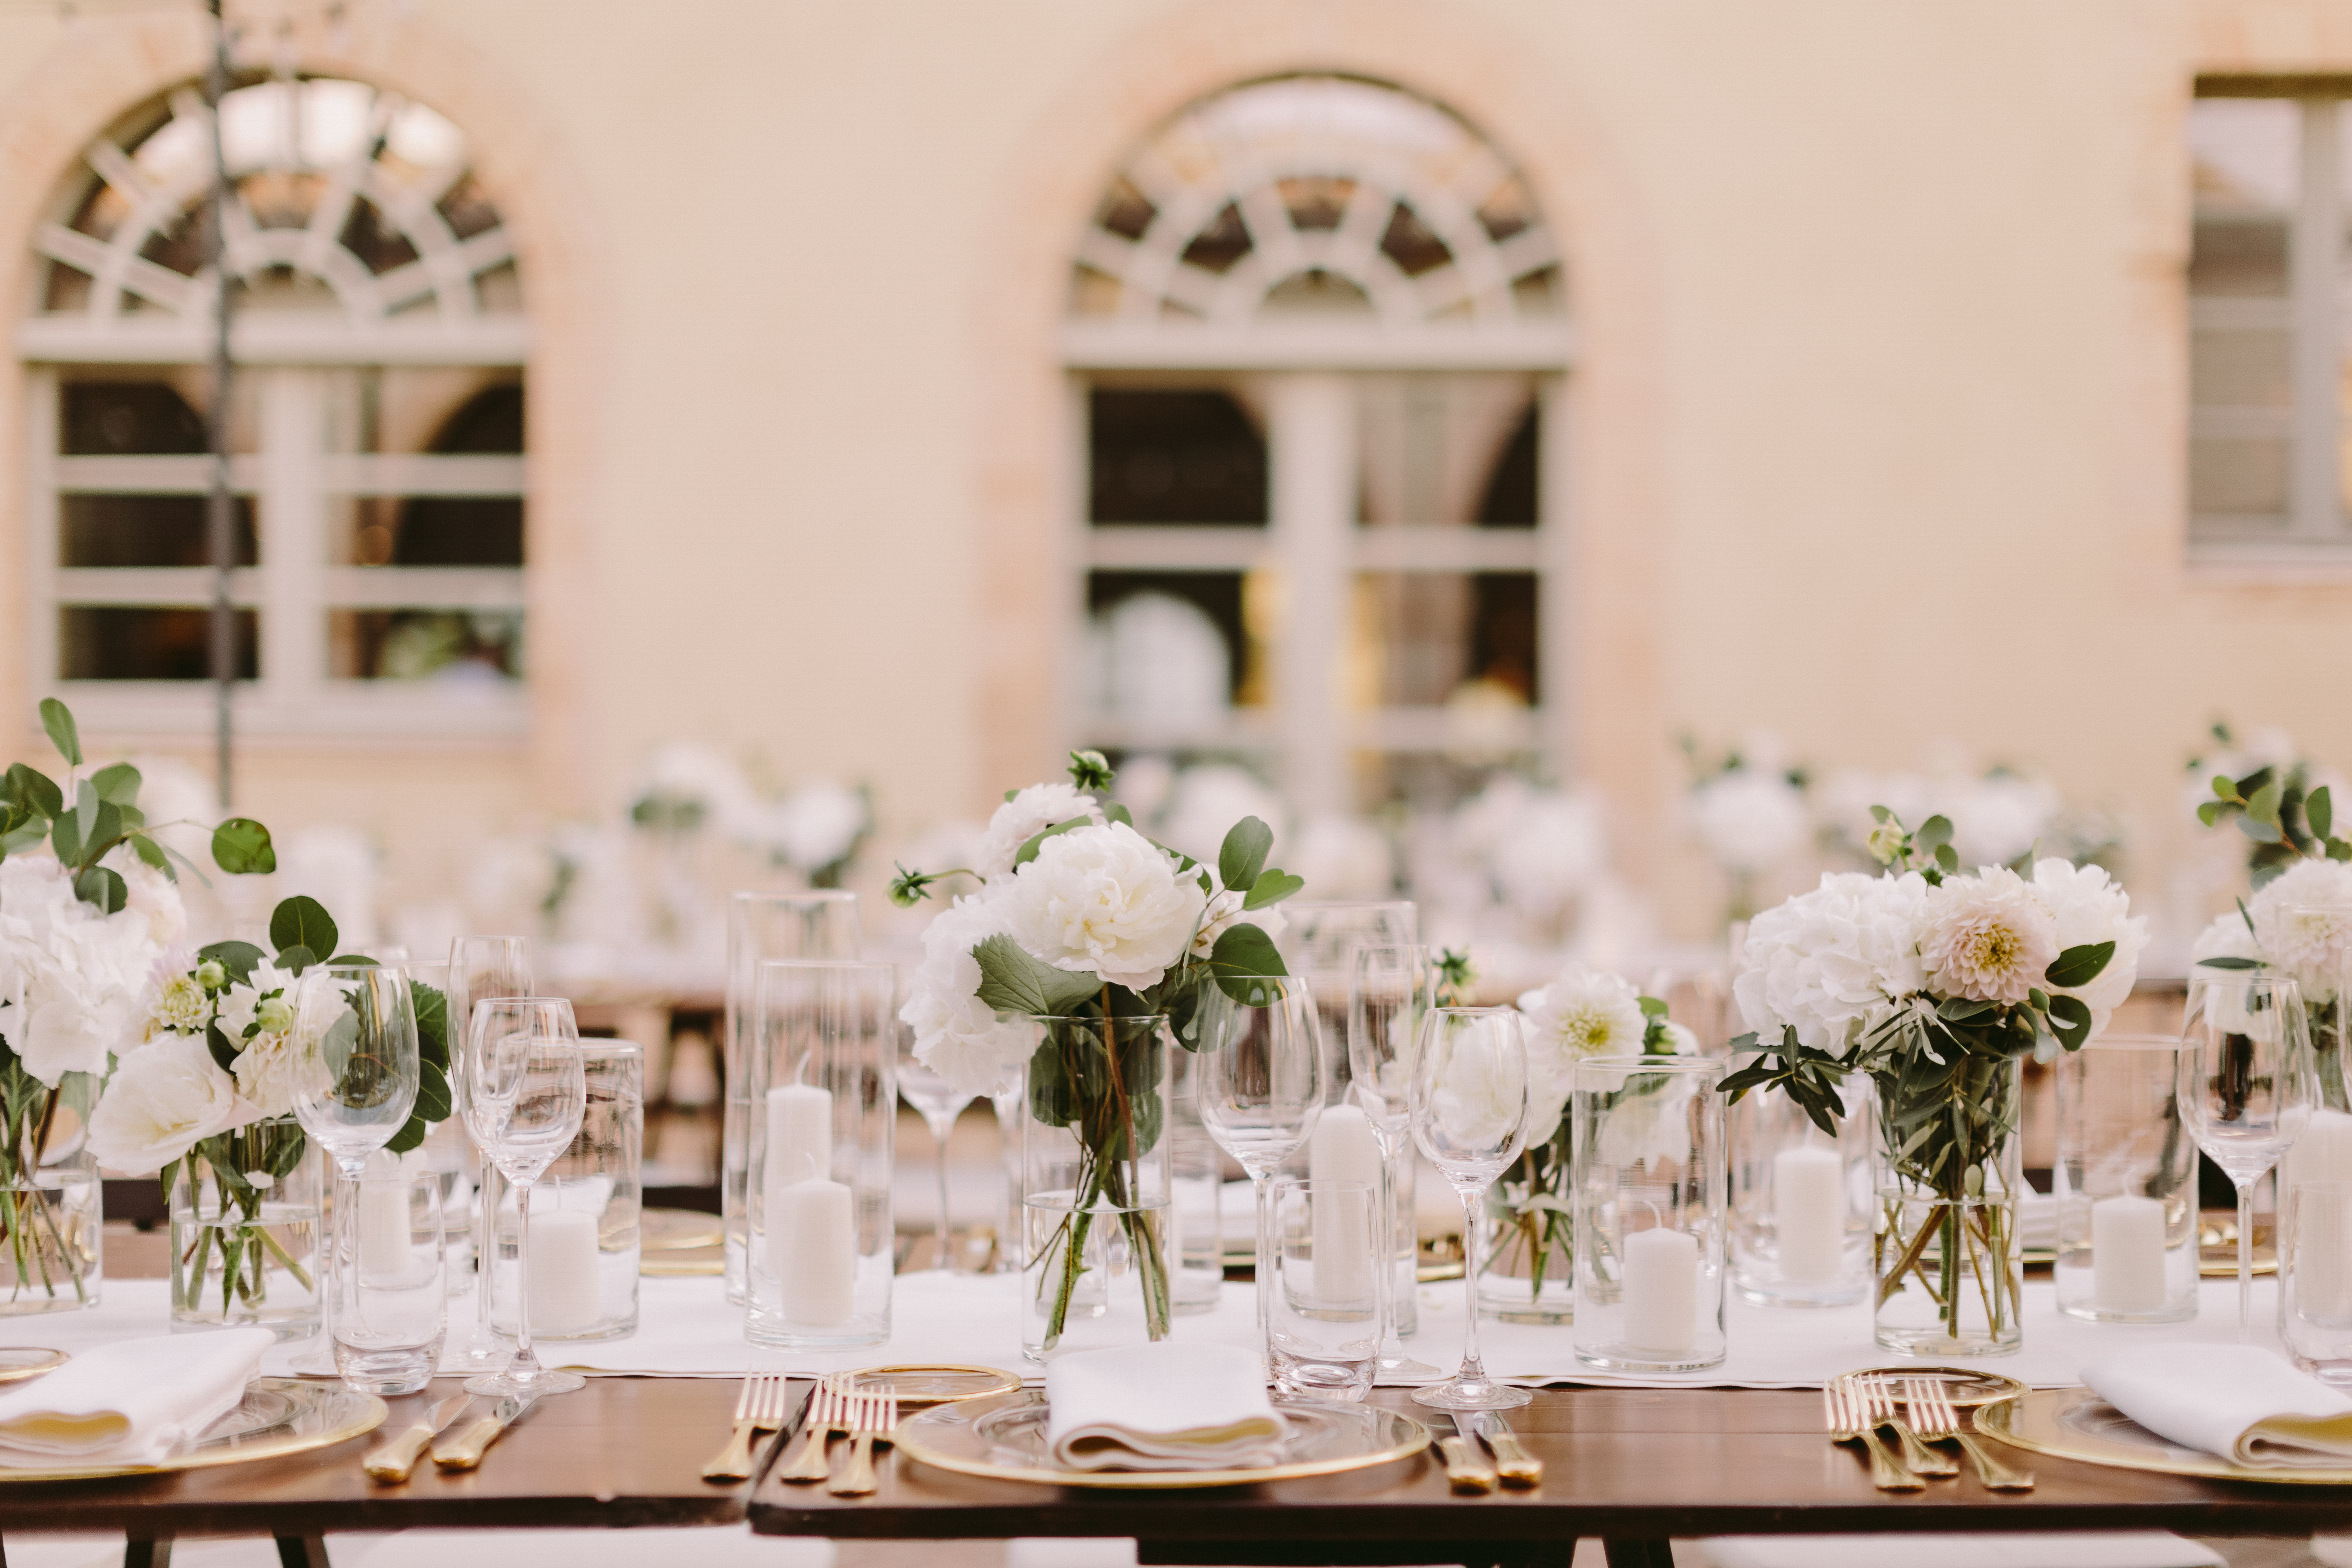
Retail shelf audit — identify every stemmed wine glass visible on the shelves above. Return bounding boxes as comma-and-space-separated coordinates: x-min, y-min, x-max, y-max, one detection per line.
1409, 1006, 1532, 1410
447, 937, 532, 1367
1348, 943, 1440, 1381
897, 1023, 977, 1272
1196, 975, 1325, 1363
463, 997, 589, 1397
288, 964, 421, 1393
2180, 968, 2316, 1339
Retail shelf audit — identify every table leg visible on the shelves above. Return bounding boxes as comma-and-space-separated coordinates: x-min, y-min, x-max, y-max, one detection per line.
274, 1538, 329, 1568
1602, 1544, 1673, 1568
123, 1540, 171, 1568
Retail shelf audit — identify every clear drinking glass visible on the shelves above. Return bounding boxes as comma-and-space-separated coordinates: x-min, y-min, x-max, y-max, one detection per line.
462, 997, 589, 1396
1571, 1056, 1728, 1374
1195, 977, 1325, 1369
2281, 1179, 2352, 1383
2055, 1034, 2199, 1324
896, 1022, 976, 1273
485, 1040, 644, 1342
2180, 969, 2316, 1339
1727, 1063, 1868, 1308
989, 1078, 1026, 1274
1269, 1178, 1380, 1401
724, 891, 860, 1303
288, 965, 423, 1394
332, 1155, 447, 1394
1348, 943, 1439, 1377
1167, 1044, 1226, 1314
1408, 1006, 1532, 1410
446, 936, 532, 1366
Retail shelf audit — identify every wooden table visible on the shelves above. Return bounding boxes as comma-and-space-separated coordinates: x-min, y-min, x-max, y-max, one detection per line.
749, 1386, 2352, 1567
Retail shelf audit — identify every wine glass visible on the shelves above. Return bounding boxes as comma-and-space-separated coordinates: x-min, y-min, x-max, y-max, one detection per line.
463, 997, 589, 1397
897, 1022, 977, 1272
1409, 1006, 1532, 1409
1195, 975, 1325, 1365
447, 937, 532, 1367
288, 964, 422, 1393
1348, 942, 1439, 1380
2180, 969, 2317, 1339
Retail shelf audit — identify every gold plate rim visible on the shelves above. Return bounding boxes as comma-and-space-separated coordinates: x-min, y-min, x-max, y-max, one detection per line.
1830, 1365, 2028, 1409
891, 1390, 1430, 1489
0, 1350, 67, 1385
640, 1255, 724, 1277
1977, 1387, 2352, 1486
640, 1207, 726, 1252
0, 1378, 386, 1483
846, 1364, 1023, 1407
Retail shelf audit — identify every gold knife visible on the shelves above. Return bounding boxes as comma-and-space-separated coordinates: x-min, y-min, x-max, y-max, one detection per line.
1463, 1409, 1544, 1487
1434, 1411, 1498, 1494
364, 1393, 473, 1484
432, 1390, 545, 1471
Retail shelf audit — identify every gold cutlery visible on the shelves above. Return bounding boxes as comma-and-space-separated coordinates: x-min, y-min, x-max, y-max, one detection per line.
1906, 1377, 2034, 1491
701, 1372, 791, 1483
364, 1392, 473, 1484
828, 1385, 897, 1497
1862, 1378, 1955, 1477
1461, 1409, 1542, 1487
1824, 1383, 1921, 1491
778, 1376, 849, 1485
432, 1390, 545, 1471
1434, 1411, 1498, 1494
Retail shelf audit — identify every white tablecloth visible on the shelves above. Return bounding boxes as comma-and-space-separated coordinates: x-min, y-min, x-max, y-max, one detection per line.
0, 1271, 2291, 1390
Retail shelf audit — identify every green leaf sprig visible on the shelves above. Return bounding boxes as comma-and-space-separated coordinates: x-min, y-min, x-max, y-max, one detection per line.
2192, 723, 2350, 887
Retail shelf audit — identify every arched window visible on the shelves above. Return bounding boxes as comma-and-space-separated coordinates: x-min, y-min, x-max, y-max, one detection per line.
1066, 76, 1568, 811
20, 75, 527, 735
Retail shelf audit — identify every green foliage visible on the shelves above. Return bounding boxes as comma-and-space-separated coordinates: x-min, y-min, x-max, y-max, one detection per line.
1435, 947, 1476, 1007
1012, 816, 1093, 870
2043, 941, 2114, 990
269, 896, 338, 963
1203, 922, 1286, 1002
1217, 816, 1273, 894
1243, 870, 1303, 909
72, 866, 125, 914
38, 699, 80, 767
1721, 1026, 1850, 1138
2195, 737, 2351, 885
1066, 750, 1115, 792
971, 934, 1102, 1018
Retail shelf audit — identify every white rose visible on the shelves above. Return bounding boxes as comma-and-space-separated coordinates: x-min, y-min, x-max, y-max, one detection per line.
974, 784, 1104, 880
899, 893, 1032, 1097
1516, 968, 1647, 1137
999, 821, 1205, 992
2249, 858, 2352, 1002
87, 1035, 260, 1174
1919, 866, 2060, 1005
2028, 858, 2149, 1027
1733, 871, 1929, 1055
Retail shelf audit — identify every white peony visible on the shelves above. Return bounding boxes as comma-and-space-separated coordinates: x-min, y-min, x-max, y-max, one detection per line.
1919, 866, 2060, 1005
86, 1034, 260, 1174
1734, 871, 1930, 1055
1516, 968, 1648, 1137
899, 893, 1032, 1097
974, 783, 1104, 879
2028, 858, 2149, 1027
2249, 858, 2352, 1001
1000, 821, 1205, 992
1690, 771, 1812, 876
0, 854, 171, 1086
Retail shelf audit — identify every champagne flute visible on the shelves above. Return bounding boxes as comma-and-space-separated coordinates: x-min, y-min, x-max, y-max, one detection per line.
896, 1023, 977, 1272
463, 997, 588, 1397
1409, 1006, 1532, 1410
1349, 942, 1440, 1380
447, 936, 532, 1367
2180, 969, 2316, 1338
1195, 975, 1325, 1366
288, 964, 421, 1394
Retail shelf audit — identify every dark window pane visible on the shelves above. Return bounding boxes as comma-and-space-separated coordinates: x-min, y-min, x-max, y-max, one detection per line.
61, 383, 205, 454
331, 609, 521, 681
1179, 204, 1252, 275
340, 197, 420, 276
1280, 176, 1354, 232
1380, 203, 1452, 277
435, 174, 502, 242
60, 606, 255, 680
1476, 402, 1539, 527
430, 384, 524, 453
1090, 390, 1266, 525
393, 499, 523, 565
61, 494, 256, 567
1096, 176, 1156, 242
1470, 572, 1538, 704
2191, 218, 2288, 297
1088, 571, 1248, 702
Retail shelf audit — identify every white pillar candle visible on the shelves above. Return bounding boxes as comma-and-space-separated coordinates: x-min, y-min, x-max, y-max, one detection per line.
1621, 1226, 1700, 1354
1309, 1103, 1383, 1306
2288, 1109, 2352, 1196
356, 1176, 411, 1279
778, 1176, 858, 1325
527, 1207, 603, 1336
1772, 1143, 1846, 1284
2092, 1194, 2169, 1314
763, 1084, 833, 1219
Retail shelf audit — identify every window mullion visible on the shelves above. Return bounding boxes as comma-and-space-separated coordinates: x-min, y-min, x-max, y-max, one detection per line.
27, 369, 59, 697
259, 368, 327, 706
2291, 98, 2342, 540
1266, 372, 1354, 813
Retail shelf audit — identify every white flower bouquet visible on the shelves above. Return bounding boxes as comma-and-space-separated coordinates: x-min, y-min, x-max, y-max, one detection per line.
890, 751, 1303, 1348
1725, 808, 2146, 1353
2192, 851, 2352, 1109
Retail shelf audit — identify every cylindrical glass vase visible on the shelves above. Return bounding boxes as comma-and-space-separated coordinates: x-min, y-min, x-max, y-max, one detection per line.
1166, 1043, 1224, 1315
1482, 1119, 1572, 1323
1571, 1056, 1727, 1373
1020, 1013, 1173, 1363
2281, 1179, 2352, 1384
1729, 1069, 1869, 1308
746, 960, 894, 1349
2281, 905, 2352, 1218
488, 1039, 643, 1341
723, 890, 859, 1304
2055, 1034, 2198, 1324
0, 1067, 101, 1315
170, 1117, 324, 1339
1872, 1055, 2024, 1357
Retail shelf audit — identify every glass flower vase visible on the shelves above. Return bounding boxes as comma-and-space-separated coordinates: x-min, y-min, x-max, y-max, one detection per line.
169, 1117, 324, 1340
1871, 1056, 2024, 1357
0, 1067, 101, 1316
1479, 1125, 1573, 1323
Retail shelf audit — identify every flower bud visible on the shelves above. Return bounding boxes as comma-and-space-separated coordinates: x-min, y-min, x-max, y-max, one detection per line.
1864, 821, 1908, 866
254, 995, 293, 1033
196, 961, 226, 989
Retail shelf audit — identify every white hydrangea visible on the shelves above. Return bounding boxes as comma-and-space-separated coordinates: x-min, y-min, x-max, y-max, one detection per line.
2028, 858, 2148, 1028
899, 893, 1032, 1097
2249, 858, 2352, 1002
1516, 968, 1648, 1138
999, 821, 1205, 992
2190, 910, 2264, 969
1734, 871, 1930, 1056
973, 783, 1103, 879
0, 854, 176, 1087
1690, 771, 1811, 876
1920, 866, 2060, 1006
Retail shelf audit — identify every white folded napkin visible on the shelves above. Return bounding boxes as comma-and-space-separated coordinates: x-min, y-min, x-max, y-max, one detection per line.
2082, 1342, 2352, 1468
0, 1327, 271, 1465
1044, 1343, 1285, 1472
1700, 1534, 2220, 1568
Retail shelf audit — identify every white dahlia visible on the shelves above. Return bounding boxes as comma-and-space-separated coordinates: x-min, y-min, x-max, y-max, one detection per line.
1920, 867, 2060, 1005
1517, 968, 1647, 1137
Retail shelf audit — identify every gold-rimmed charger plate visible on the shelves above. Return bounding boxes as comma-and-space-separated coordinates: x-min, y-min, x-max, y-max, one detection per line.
892, 1389, 1429, 1489
640, 1252, 724, 1277
0, 1377, 384, 1483
0, 1348, 66, 1385
642, 1208, 725, 1252
1979, 1386, 2352, 1486
843, 1365, 1021, 1407
1832, 1365, 2028, 1409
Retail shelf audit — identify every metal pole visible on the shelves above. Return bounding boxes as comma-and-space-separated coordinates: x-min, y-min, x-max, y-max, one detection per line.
204, 0, 236, 808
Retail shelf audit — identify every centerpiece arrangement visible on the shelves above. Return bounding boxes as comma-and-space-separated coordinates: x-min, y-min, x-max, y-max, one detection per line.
891, 751, 1301, 1353
1724, 809, 2145, 1355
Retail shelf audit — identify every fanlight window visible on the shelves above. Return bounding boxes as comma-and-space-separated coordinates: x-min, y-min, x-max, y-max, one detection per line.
1071, 75, 1560, 328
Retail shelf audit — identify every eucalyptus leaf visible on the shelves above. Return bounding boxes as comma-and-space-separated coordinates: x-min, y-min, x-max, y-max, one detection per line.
2314, 785, 2337, 843
1011, 816, 1093, 871
197, 940, 265, 985
38, 698, 80, 767
5, 765, 61, 821
2044, 941, 2115, 989
1241, 869, 1303, 910
1206, 922, 1286, 1002
2195, 955, 2265, 970
270, 896, 338, 965
1216, 816, 1273, 895
971, 934, 1100, 1017
210, 818, 275, 875
274, 944, 317, 976
90, 762, 141, 806
2249, 778, 2285, 827
1915, 815, 1954, 854
2046, 994, 2094, 1052
73, 865, 125, 914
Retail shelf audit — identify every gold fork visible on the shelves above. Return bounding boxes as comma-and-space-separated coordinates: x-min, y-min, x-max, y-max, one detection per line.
701, 1372, 790, 1482
778, 1376, 848, 1485
1865, 1378, 1955, 1477
1905, 1377, 2034, 1491
829, 1385, 897, 1497
1823, 1382, 1921, 1491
